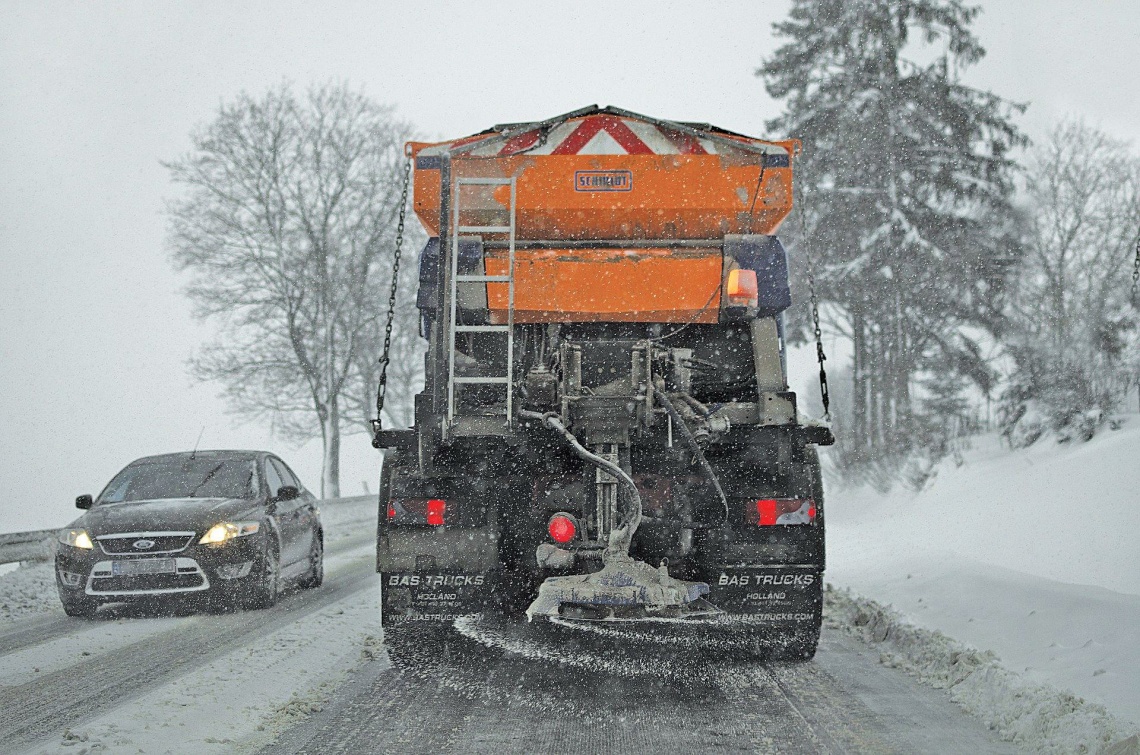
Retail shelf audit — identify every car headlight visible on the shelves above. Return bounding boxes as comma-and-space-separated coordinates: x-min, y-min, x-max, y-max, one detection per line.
59, 529, 94, 549
199, 521, 260, 545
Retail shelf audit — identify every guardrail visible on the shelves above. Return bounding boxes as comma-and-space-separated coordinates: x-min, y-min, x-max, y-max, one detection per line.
0, 529, 56, 566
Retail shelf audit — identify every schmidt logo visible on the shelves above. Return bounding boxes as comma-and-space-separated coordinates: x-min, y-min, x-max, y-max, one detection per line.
574, 170, 632, 192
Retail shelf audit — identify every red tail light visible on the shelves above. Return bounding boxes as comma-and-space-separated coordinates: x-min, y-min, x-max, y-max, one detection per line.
426, 499, 446, 526
547, 513, 577, 544
387, 498, 448, 526
747, 498, 816, 526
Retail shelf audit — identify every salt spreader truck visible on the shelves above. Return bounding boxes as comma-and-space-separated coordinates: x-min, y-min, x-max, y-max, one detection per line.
373, 106, 833, 659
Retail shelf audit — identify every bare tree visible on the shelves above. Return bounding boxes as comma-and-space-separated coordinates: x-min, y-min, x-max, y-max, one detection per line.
167, 82, 414, 497
1001, 119, 1140, 443
346, 227, 426, 432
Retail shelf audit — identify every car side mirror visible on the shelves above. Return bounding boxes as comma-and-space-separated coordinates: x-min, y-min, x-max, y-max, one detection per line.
76, 494, 93, 510
275, 485, 299, 502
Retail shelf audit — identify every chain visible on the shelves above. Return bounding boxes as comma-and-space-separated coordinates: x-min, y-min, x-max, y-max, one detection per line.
807, 258, 831, 421
796, 183, 830, 421
1131, 228, 1140, 306
373, 158, 412, 436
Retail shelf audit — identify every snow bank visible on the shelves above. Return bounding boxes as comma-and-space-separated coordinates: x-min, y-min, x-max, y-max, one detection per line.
825, 586, 1134, 754
318, 495, 376, 546
825, 422, 1140, 747
827, 424, 1140, 596
0, 561, 58, 625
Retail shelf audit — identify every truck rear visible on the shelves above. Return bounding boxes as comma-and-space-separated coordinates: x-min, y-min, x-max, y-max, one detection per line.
373, 105, 832, 659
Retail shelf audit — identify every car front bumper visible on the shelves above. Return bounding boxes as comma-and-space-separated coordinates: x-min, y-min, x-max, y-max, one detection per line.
56, 534, 265, 601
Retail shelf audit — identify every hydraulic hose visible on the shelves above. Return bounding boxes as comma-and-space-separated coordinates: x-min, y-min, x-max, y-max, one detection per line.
518, 410, 642, 560
655, 390, 731, 525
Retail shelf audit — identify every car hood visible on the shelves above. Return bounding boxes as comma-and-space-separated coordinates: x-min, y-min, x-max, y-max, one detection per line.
76, 497, 262, 536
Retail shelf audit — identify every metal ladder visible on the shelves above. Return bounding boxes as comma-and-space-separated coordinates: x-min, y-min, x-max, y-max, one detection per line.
446, 176, 517, 431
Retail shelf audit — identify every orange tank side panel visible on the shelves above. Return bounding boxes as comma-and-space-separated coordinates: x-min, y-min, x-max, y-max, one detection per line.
411, 153, 794, 240
482, 248, 723, 324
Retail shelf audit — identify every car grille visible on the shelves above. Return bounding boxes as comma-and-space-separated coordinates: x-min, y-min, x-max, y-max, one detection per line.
87, 557, 209, 596
97, 533, 195, 555
88, 572, 206, 593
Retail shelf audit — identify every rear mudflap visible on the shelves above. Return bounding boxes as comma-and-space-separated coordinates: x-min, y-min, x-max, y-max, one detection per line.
381, 570, 497, 626
702, 565, 822, 630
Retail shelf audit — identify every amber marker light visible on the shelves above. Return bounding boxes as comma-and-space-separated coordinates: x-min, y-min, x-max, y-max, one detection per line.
726, 268, 758, 306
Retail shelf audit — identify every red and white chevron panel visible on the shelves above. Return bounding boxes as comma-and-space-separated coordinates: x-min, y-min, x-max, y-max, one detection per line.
420, 114, 788, 158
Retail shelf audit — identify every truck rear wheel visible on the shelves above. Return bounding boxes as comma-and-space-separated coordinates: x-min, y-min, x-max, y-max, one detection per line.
383, 622, 455, 671
772, 627, 820, 662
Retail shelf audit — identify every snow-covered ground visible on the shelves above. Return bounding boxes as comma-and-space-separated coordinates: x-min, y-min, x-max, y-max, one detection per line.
4, 451, 1139, 752
33, 546, 383, 755
0, 496, 381, 754
0, 561, 58, 625
825, 422, 1140, 746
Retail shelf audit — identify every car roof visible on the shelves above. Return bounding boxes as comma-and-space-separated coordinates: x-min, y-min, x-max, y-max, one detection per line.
128, 450, 267, 465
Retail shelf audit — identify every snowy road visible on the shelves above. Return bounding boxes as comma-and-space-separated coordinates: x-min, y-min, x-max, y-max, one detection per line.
1, 534, 376, 753
260, 617, 1015, 754
0, 497, 1021, 754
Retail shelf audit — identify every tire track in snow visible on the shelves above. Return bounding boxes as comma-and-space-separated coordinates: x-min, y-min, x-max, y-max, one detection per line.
264, 618, 1018, 754
0, 537, 375, 752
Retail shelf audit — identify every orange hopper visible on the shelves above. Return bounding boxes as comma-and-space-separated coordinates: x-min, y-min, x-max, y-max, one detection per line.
408, 106, 799, 324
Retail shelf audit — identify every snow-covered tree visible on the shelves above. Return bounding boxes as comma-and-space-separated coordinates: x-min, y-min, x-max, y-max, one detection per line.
759, 0, 1026, 476
1000, 119, 1140, 446
166, 83, 416, 497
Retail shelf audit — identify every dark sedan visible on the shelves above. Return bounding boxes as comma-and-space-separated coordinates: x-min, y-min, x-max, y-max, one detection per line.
55, 450, 323, 617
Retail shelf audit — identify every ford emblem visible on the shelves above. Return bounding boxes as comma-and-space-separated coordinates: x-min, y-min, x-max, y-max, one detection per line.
133, 539, 156, 550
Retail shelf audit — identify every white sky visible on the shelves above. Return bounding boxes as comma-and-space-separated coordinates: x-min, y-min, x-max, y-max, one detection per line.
2, 0, 1138, 532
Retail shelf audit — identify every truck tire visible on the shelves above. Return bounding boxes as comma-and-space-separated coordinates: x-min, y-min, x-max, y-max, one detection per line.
771, 627, 820, 662
383, 622, 454, 671
776, 445, 823, 661
495, 567, 537, 619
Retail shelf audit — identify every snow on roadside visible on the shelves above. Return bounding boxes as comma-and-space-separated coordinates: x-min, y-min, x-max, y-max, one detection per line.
826, 425, 1140, 596
824, 423, 1140, 750
828, 555, 1140, 728
824, 586, 1134, 754
0, 561, 60, 625
317, 496, 376, 546
30, 553, 385, 755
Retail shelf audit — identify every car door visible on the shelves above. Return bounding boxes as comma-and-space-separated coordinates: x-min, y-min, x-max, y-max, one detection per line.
268, 457, 309, 566
263, 457, 298, 565
276, 458, 317, 556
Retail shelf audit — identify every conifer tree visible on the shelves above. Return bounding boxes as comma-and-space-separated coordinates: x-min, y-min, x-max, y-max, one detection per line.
759, 0, 1026, 473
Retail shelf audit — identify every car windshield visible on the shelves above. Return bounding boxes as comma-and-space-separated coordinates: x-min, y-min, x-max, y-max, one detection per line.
97, 458, 257, 503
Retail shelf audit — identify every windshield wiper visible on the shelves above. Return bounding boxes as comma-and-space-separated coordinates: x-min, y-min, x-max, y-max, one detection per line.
187, 462, 225, 497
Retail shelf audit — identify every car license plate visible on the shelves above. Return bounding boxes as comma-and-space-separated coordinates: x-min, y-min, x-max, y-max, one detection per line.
111, 558, 176, 576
